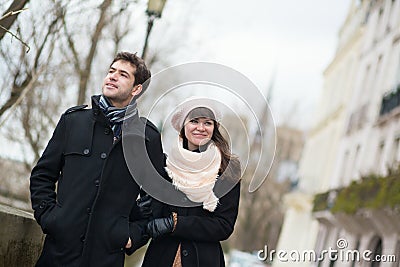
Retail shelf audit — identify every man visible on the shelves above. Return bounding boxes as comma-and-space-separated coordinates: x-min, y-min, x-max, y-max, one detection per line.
30, 52, 164, 266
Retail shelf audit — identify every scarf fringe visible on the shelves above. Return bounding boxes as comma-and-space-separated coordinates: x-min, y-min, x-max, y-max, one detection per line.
166, 159, 220, 212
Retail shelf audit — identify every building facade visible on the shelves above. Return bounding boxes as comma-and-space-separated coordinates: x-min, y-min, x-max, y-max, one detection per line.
274, 1, 400, 266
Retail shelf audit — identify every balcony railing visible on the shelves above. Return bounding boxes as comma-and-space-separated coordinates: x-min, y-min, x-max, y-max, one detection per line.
313, 170, 400, 214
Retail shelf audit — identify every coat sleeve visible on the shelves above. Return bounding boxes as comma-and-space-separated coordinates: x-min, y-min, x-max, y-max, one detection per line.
30, 114, 66, 228
125, 205, 150, 255
172, 182, 240, 242
126, 122, 167, 255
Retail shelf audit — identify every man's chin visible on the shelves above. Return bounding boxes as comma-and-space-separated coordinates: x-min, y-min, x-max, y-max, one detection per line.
102, 91, 116, 100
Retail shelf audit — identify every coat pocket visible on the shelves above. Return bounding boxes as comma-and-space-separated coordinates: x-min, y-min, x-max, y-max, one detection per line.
41, 203, 61, 236
107, 215, 130, 253
63, 118, 94, 156
64, 138, 93, 156
63, 112, 94, 156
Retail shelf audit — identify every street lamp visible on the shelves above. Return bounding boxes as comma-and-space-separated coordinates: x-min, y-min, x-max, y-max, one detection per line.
141, 0, 167, 60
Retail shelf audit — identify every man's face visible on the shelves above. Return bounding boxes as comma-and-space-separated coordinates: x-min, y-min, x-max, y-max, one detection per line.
102, 60, 142, 108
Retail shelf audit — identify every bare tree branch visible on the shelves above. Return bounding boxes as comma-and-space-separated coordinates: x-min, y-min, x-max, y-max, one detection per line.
0, 24, 30, 52
0, 8, 28, 22
111, 13, 132, 56
33, 11, 61, 69
61, 11, 81, 73
0, 0, 30, 40
0, 68, 43, 128
21, 97, 41, 161
77, 0, 113, 105
0, 4, 64, 119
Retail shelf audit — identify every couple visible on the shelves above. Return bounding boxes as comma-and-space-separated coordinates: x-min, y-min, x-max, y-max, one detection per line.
30, 51, 241, 267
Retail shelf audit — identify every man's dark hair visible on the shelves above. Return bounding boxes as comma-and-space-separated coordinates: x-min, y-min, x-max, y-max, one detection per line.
111, 52, 151, 97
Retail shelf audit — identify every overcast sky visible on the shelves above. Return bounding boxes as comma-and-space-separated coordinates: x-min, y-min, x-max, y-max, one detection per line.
149, 0, 351, 130
0, 0, 351, 161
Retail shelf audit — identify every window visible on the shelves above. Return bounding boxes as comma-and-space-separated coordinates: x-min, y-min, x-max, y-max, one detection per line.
388, 0, 399, 31
314, 225, 329, 267
340, 150, 350, 185
363, 65, 371, 95
393, 239, 400, 267
351, 239, 361, 267
390, 136, 400, 167
370, 237, 382, 267
351, 145, 361, 178
373, 55, 383, 96
395, 52, 400, 85
376, 141, 385, 173
379, 7, 384, 18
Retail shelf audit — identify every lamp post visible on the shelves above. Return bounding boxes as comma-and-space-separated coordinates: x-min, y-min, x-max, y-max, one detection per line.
141, 0, 167, 60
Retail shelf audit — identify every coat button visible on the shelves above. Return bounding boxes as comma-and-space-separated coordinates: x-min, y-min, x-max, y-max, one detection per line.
39, 201, 46, 209
104, 128, 111, 135
80, 235, 85, 242
94, 110, 99, 115
182, 249, 188, 257
86, 207, 91, 214
83, 149, 90, 155
100, 153, 107, 159
94, 180, 100, 187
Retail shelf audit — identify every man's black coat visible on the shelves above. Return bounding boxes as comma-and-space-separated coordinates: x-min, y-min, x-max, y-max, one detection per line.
30, 95, 165, 267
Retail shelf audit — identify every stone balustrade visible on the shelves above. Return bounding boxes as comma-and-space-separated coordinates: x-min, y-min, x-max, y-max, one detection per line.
0, 203, 44, 267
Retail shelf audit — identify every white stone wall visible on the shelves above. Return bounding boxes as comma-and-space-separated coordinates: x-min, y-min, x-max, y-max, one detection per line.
273, 1, 376, 266
334, 0, 400, 185
299, 1, 400, 266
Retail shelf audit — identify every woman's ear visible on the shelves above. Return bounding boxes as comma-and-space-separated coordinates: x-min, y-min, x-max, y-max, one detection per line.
131, 84, 142, 97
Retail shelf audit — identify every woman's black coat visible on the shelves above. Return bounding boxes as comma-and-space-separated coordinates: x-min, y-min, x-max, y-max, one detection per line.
141, 179, 241, 267
30, 95, 166, 267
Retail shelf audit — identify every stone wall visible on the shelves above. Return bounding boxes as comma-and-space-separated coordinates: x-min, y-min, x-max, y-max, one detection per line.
0, 204, 44, 267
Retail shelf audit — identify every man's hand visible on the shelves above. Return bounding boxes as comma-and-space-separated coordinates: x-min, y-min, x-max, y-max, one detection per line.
137, 195, 153, 219
125, 237, 132, 249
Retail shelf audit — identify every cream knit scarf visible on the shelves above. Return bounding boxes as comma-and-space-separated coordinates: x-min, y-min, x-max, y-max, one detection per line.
165, 138, 221, 212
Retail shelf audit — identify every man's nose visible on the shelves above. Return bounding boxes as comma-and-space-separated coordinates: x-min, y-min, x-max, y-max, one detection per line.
109, 72, 118, 80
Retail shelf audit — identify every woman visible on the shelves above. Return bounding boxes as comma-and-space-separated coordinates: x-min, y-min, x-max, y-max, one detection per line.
141, 97, 241, 267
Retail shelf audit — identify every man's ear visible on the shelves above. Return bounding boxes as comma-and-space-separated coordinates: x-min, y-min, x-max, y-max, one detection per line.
131, 84, 142, 97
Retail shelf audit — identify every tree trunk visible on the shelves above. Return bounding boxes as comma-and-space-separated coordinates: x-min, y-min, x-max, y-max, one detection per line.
0, 0, 30, 40
0, 12, 60, 120
77, 0, 112, 105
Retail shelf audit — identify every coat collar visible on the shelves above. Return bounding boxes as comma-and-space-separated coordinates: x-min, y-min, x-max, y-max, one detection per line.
91, 95, 146, 138
91, 95, 108, 125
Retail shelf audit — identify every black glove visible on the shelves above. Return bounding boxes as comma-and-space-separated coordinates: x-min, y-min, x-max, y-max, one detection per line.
146, 214, 174, 239
137, 194, 153, 219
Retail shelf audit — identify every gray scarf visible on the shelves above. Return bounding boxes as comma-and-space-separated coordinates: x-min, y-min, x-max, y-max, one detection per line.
99, 95, 137, 139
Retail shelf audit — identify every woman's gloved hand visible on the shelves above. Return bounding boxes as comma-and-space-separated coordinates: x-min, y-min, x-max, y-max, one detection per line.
146, 214, 175, 239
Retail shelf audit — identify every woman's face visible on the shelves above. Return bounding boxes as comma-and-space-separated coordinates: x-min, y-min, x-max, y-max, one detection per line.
184, 117, 215, 151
